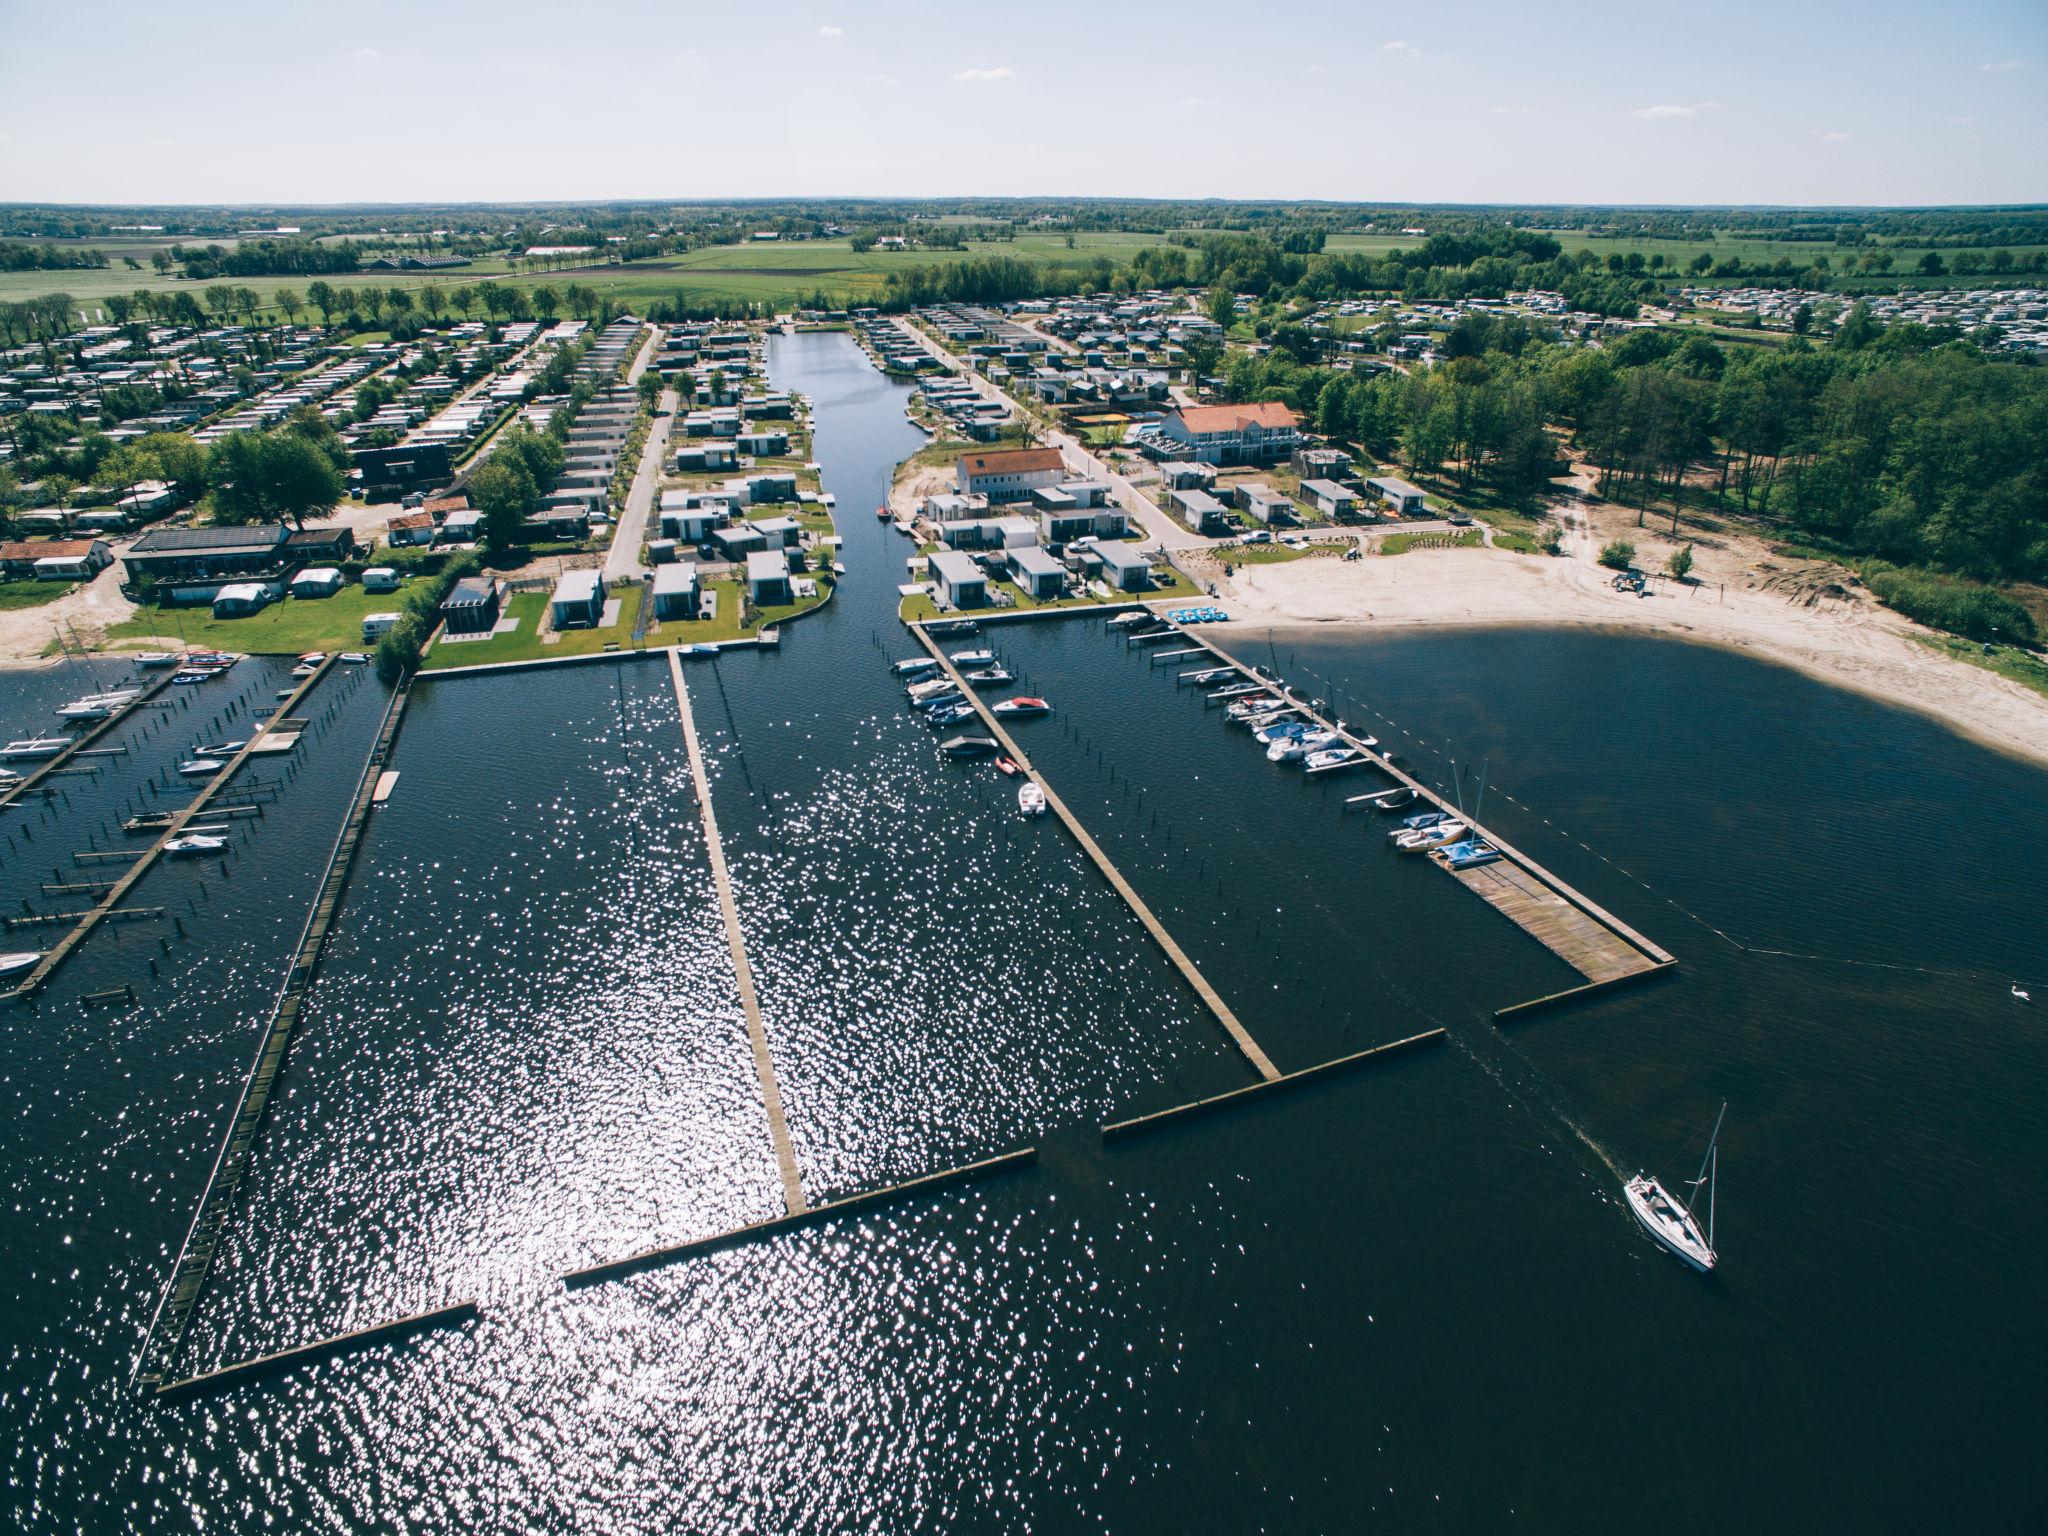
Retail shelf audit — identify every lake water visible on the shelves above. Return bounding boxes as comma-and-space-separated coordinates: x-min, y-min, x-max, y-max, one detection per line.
0, 330, 2040, 1532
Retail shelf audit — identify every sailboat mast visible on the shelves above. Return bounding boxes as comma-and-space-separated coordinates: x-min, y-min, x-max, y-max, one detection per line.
1707, 1145, 1718, 1249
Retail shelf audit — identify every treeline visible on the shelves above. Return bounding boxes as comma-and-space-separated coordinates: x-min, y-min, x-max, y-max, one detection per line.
0, 242, 107, 272
1219, 312, 2047, 633
175, 239, 364, 279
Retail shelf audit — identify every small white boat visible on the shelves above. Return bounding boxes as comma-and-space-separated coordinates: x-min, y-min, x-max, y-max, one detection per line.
2015, 983, 2033, 1004
1267, 728, 1339, 763
938, 734, 999, 759
894, 657, 943, 677
1304, 746, 1365, 772
992, 696, 1050, 718
3, 737, 72, 760
176, 758, 224, 778
297, 652, 327, 665
195, 741, 247, 757
1017, 782, 1048, 816
948, 649, 996, 666
1107, 611, 1150, 628
0, 951, 43, 978
1394, 819, 1466, 852
164, 834, 227, 856
1623, 1105, 1725, 1273
135, 652, 181, 668
339, 652, 372, 664
290, 664, 318, 678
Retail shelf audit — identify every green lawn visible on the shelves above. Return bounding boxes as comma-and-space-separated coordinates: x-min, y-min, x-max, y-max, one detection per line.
1917, 635, 2048, 701
1213, 542, 1346, 569
0, 578, 75, 612
419, 586, 645, 670
103, 582, 420, 654
644, 579, 750, 645
1381, 529, 1485, 556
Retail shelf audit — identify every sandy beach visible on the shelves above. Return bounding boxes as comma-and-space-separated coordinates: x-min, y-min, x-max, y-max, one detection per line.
1188, 486, 2048, 769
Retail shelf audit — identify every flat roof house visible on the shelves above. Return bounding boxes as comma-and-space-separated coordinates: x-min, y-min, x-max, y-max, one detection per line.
1300, 479, 1360, 517
1158, 402, 1301, 465
1167, 488, 1230, 535
928, 548, 987, 609
284, 525, 355, 565
651, 562, 699, 622
550, 569, 606, 629
746, 549, 792, 606
1008, 544, 1066, 601
1366, 477, 1429, 516
1237, 485, 1293, 525
440, 575, 503, 633
750, 515, 802, 549
956, 446, 1066, 502
1095, 542, 1153, 591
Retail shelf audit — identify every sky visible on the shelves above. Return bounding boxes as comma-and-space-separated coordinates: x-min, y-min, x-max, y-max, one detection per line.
1, 0, 2043, 208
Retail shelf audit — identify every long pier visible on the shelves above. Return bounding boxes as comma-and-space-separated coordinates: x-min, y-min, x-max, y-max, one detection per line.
1157, 619, 1673, 989
6, 656, 340, 1002
0, 665, 180, 811
666, 650, 806, 1216
150, 1298, 478, 1402
132, 667, 404, 1391
911, 623, 1281, 1082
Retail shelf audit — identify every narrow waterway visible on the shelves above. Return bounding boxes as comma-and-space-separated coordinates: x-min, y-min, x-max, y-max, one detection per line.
0, 332, 2039, 1533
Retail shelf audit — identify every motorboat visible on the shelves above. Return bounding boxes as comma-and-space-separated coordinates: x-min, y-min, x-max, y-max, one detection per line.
910, 688, 966, 714
164, 834, 228, 856
925, 701, 977, 727
186, 651, 241, 668
1392, 810, 1451, 835
1623, 1105, 1726, 1273
290, 664, 319, 678
1369, 787, 1419, 812
679, 644, 718, 657
57, 698, 126, 721
176, 758, 225, 777
939, 735, 1000, 759
171, 670, 220, 685
297, 652, 326, 665
339, 652, 372, 664
1394, 819, 1466, 852
959, 666, 1015, 688
925, 619, 979, 637
947, 649, 996, 666
1254, 720, 1309, 746
3, 737, 72, 760
1267, 728, 1339, 763
195, 741, 248, 757
991, 696, 1050, 718
0, 952, 43, 978
135, 652, 181, 668
1224, 694, 1282, 723
1106, 611, 1150, 628
1017, 782, 1048, 816
892, 657, 942, 677
907, 676, 961, 700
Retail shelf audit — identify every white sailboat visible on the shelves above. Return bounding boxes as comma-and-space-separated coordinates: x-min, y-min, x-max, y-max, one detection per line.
1623, 1103, 1725, 1272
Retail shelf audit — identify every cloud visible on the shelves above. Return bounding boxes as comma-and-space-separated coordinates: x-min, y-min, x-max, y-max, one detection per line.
1981, 59, 2026, 72
1818, 130, 1853, 142
1382, 40, 1421, 56
818, 25, 842, 37
951, 65, 1015, 82
1630, 101, 1715, 120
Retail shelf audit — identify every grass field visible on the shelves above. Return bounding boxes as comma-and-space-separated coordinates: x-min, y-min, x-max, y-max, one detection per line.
103, 583, 417, 654
0, 578, 75, 613
417, 586, 646, 670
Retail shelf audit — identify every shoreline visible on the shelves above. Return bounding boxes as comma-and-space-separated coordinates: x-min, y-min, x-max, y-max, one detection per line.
1196, 545, 2048, 772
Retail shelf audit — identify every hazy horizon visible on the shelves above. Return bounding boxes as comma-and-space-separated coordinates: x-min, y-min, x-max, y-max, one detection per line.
2, 0, 2042, 207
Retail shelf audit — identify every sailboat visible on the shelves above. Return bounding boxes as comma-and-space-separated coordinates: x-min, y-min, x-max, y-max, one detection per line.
1623, 1103, 1725, 1272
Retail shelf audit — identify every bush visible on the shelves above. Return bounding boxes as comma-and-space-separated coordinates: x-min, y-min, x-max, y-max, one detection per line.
1599, 540, 1636, 570
1667, 544, 1695, 581
1860, 562, 2037, 645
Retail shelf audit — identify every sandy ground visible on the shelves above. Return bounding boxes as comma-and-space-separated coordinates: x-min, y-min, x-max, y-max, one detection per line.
1190, 468, 2048, 768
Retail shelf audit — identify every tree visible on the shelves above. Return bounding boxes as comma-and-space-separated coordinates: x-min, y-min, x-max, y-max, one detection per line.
1205, 285, 1238, 329
531, 284, 559, 319
448, 284, 475, 318
419, 286, 447, 322
1599, 539, 1636, 570
1917, 251, 1947, 277
275, 287, 303, 324
466, 454, 537, 547
250, 433, 340, 528
206, 414, 344, 529
1666, 543, 1695, 582
306, 281, 337, 326
104, 294, 134, 325
385, 286, 413, 322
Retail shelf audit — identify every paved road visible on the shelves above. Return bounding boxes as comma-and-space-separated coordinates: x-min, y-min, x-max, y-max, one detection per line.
890, 319, 1213, 553
606, 380, 676, 583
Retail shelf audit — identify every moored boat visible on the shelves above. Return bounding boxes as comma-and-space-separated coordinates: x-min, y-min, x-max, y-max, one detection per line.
991, 696, 1049, 718
135, 652, 180, 668
1394, 819, 1466, 852
959, 666, 1015, 687
893, 656, 942, 678
0, 951, 44, 978
947, 648, 996, 666
939, 734, 1000, 759
1017, 782, 1048, 816
3, 737, 72, 760
175, 758, 224, 777
164, 834, 228, 856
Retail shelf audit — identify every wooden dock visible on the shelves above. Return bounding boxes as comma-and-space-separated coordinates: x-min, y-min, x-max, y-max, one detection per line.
132, 668, 404, 1392
666, 650, 806, 1217
911, 624, 1281, 1083
150, 1299, 478, 1401
1144, 618, 1673, 990
1101, 1029, 1445, 1141
5, 657, 339, 1003
0, 667, 180, 812
562, 1144, 1035, 1288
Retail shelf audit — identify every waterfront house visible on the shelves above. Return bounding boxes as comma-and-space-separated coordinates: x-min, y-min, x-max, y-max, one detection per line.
928, 548, 987, 609
1237, 485, 1293, 525
1167, 488, 1230, 535
440, 576, 503, 633
549, 569, 606, 629
737, 430, 788, 456
1366, 476, 1429, 516
675, 442, 739, 473
651, 562, 698, 622
955, 446, 1066, 502
750, 515, 803, 549
1040, 508, 1128, 544
745, 472, 798, 504
711, 524, 767, 561
746, 549, 792, 606
1095, 542, 1153, 591
925, 493, 990, 523
1008, 544, 1067, 601
386, 512, 435, 547
1157, 402, 1301, 465
659, 499, 726, 544
283, 525, 356, 565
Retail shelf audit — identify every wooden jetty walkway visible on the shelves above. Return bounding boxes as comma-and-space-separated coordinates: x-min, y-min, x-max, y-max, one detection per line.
5, 656, 340, 1003
1154, 618, 1673, 992
132, 667, 404, 1392
0, 666, 179, 812
912, 624, 1281, 1083
151, 1298, 478, 1401
666, 649, 806, 1217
